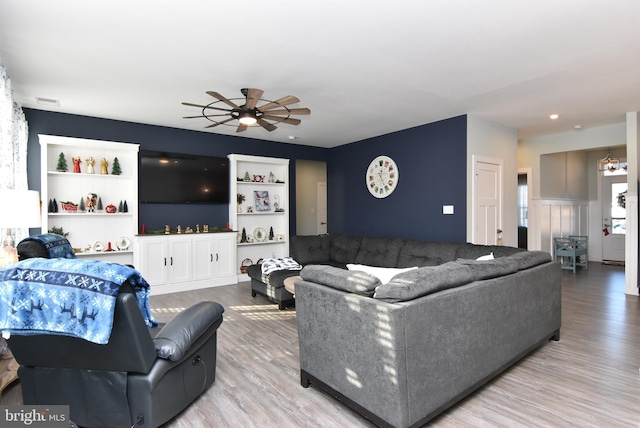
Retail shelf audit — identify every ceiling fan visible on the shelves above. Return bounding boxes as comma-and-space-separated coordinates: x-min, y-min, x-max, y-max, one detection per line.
182, 88, 310, 133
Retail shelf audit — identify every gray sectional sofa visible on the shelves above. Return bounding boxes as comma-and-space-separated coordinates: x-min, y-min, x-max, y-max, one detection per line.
283, 234, 561, 428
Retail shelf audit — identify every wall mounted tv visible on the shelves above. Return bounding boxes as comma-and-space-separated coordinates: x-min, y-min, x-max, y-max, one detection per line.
139, 150, 229, 204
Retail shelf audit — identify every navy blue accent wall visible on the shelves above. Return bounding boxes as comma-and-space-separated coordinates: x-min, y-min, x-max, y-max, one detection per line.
24, 108, 329, 234
328, 116, 467, 242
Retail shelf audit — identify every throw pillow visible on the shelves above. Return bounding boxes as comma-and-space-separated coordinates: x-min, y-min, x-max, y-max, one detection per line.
346, 264, 418, 284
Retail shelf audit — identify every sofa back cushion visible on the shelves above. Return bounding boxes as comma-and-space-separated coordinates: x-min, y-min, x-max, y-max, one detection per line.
290, 235, 331, 265
354, 237, 404, 267
301, 265, 380, 296
507, 250, 552, 270
330, 234, 362, 264
454, 258, 520, 280
396, 240, 459, 267
373, 261, 475, 302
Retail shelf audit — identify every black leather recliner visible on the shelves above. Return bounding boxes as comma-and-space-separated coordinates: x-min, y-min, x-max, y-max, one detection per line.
6, 234, 225, 427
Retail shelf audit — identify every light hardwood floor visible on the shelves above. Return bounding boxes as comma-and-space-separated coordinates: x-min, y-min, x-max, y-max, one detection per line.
2, 263, 638, 427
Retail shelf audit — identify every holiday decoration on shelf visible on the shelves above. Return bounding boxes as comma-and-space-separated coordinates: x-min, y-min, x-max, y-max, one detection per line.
79, 198, 86, 212
241, 227, 248, 243
97, 197, 103, 211
56, 153, 68, 172
85, 193, 98, 212
105, 204, 117, 214
86, 156, 95, 174
269, 227, 274, 240
72, 156, 81, 173
52, 199, 58, 212
118, 201, 124, 212
111, 157, 122, 175
123, 200, 128, 213
48, 226, 68, 237
60, 201, 78, 212
243, 171, 251, 181
100, 158, 109, 175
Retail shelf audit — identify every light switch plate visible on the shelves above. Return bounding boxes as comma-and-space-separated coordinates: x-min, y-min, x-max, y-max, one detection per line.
443, 205, 454, 215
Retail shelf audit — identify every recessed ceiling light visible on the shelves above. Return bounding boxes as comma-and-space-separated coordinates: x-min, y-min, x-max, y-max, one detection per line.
288, 136, 296, 140
36, 97, 60, 107
549, 114, 559, 120
574, 124, 583, 130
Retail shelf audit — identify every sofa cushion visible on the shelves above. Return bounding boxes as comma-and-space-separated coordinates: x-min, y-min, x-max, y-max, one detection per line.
396, 240, 459, 267
373, 261, 475, 302
354, 237, 404, 267
454, 258, 520, 280
330, 234, 362, 264
455, 243, 525, 260
507, 250, 552, 270
301, 264, 380, 296
346, 264, 418, 284
290, 234, 331, 265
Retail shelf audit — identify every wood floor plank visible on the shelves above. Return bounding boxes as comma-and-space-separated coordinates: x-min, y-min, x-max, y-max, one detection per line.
1, 263, 638, 427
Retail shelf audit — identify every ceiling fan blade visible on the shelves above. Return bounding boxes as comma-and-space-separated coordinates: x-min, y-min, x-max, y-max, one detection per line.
258, 95, 300, 111
183, 114, 229, 119
264, 108, 311, 116
236, 123, 248, 133
245, 88, 263, 110
262, 115, 302, 125
257, 118, 277, 132
205, 117, 236, 128
206, 91, 240, 109
182, 102, 231, 112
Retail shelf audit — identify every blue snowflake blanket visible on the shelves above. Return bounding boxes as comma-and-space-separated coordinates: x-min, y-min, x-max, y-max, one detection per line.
0, 258, 157, 344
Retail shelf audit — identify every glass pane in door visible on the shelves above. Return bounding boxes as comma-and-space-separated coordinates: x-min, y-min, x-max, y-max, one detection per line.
610, 182, 627, 235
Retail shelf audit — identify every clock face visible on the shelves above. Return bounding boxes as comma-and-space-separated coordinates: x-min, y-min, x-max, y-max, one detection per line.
366, 155, 398, 198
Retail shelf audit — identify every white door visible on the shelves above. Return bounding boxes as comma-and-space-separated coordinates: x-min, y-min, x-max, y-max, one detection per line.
317, 182, 327, 234
473, 157, 503, 245
602, 175, 627, 262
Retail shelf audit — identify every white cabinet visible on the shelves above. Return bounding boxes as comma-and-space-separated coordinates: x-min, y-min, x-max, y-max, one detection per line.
228, 154, 290, 280
39, 135, 139, 265
134, 233, 237, 295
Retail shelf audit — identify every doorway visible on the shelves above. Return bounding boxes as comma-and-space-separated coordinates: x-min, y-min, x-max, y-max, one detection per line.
602, 171, 627, 263
295, 160, 327, 235
472, 156, 503, 245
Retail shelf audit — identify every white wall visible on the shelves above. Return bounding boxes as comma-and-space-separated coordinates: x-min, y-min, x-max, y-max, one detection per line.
467, 115, 518, 247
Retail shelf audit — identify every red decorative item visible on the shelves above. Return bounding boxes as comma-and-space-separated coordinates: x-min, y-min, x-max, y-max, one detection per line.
105, 204, 117, 213
141, 224, 146, 234
602, 227, 609, 236
106, 242, 114, 252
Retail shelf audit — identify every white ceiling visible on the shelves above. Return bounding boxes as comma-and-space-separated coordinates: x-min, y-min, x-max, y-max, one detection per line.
1, 1, 639, 148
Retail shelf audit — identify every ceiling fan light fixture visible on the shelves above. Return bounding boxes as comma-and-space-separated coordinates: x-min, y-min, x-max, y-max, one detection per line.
238, 112, 257, 125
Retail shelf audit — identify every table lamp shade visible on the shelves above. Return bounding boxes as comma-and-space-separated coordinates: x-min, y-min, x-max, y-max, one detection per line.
0, 189, 42, 228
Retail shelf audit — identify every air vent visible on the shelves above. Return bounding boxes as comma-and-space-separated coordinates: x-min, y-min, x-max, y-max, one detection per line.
36, 97, 60, 107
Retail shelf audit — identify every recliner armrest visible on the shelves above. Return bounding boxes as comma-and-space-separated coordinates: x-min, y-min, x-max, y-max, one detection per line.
153, 301, 224, 361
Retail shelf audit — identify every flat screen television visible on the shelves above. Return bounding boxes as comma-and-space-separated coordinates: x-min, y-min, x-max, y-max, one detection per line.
139, 150, 229, 204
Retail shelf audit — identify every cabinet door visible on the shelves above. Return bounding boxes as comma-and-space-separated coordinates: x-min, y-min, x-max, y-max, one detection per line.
168, 239, 192, 284
193, 236, 214, 281
139, 239, 168, 286
213, 234, 236, 278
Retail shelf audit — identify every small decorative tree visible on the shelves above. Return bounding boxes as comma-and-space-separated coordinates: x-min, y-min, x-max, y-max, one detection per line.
123, 200, 128, 213
269, 227, 274, 240
241, 227, 247, 243
118, 200, 124, 212
56, 152, 68, 172
79, 197, 86, 212
97, 197, 103, 211
111, 157, 122, 175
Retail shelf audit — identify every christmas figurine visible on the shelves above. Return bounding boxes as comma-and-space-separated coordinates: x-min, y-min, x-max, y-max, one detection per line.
100, 157, 108, 174
72, 156, 82, 173
86, 156, 95, 174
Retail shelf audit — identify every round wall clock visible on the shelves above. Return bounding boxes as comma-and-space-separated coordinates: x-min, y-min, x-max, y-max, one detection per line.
366, 155, 399, 198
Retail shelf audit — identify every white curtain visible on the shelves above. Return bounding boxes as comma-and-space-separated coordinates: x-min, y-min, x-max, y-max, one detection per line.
0, 61, 30, 244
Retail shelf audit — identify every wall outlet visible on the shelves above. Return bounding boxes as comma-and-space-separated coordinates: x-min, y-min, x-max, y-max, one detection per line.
443, 205, 454, 215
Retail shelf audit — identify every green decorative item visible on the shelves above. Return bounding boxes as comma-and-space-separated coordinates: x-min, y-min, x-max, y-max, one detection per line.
48, 226, 69, 237
243, 171, 251, 181
111, 157, 122, 175
56, 152, 68, 172
79, 198, 86, 212
241, 227, 247, 243
123, 200, 128, 213
97, 197, 103, 211
118, 200, 123, 212
269, 227, 274, 240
